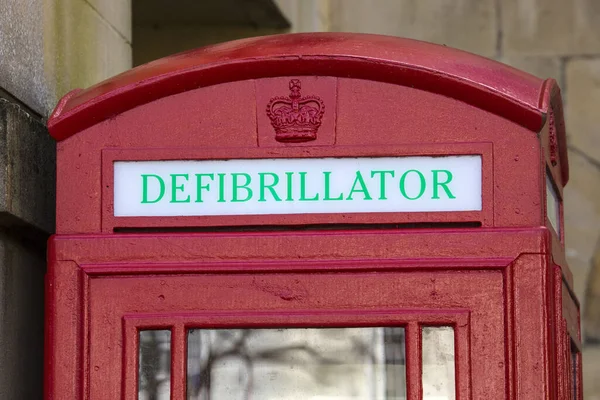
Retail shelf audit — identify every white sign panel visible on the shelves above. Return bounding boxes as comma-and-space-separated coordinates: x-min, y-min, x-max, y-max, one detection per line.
113, 156, 482, 217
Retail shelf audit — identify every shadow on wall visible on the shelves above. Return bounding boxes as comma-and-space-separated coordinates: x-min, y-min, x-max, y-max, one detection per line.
132, 0, 289, 66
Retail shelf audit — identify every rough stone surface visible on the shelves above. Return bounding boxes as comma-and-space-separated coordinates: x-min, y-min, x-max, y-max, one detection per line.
586, 242, 600, 341
0, 0, 47, 115
0, 0, 132, 116
273, 0, 330, 32
0, 231, 45, 400
0, 94, 52, 400
133, 0, 288, 65
584, 345, 600, 399
328, 0, 497, 57
500, 55, 562, 85
565, 58, 600, 164
85, 0, 132, 42
0, 95, 56, 234
502, 0, 600, 56
44, 0, 132, 108
563, 150, 600, 307
134, 25, 283, 66
135, 0, 288, 28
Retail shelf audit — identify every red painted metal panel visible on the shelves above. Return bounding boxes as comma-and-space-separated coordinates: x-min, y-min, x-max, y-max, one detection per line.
92, 267, 498, 398
56, 77, 544, 234
44, 228, 560, 399
50, 228, 547, 264
45, 33, 578, 400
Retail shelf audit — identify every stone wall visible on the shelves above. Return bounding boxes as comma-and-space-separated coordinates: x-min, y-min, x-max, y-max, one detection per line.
0, 91, 50, 400
0, 0, 131, 116
3, 0, 600, 397
0, 0, 131, 398
132, 0, 287, 66
275, 0, 600, 397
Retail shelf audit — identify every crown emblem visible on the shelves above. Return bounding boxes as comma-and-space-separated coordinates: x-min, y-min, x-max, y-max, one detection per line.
266, 79, 325, 143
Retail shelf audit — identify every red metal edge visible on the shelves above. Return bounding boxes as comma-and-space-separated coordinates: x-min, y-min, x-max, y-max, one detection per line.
48, 88, 81, 124
50, 227, 550, 267
44, 237, 56, 400
44, 236, 83, 400
80, 257, 514, 276
539, 78, 569, 185
511, 252, 553, 398
47, 33, 546, 141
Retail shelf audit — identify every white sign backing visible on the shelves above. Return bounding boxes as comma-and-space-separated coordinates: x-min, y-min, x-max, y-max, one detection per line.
113, 156, 482, 217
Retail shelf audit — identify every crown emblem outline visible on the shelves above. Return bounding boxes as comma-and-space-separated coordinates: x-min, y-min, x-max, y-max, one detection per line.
266, 79, 325, 143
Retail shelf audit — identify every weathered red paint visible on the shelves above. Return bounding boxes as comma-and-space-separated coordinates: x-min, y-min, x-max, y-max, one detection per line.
45, 33, 579, 399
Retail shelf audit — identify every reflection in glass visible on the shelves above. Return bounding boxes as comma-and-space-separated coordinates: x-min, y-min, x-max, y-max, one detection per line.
384, 327, 406, 399
138, 330, 171, 400
546, 173, 560, 236
186, 327, 406, 399
422, 326, 455, 400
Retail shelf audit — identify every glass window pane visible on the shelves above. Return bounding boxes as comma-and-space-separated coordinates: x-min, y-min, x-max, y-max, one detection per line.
139, 330, 171, 400
546, 173, 560, 236
384, 327, 406, 399
422, 326, 455, 400
186, 327, 406, 400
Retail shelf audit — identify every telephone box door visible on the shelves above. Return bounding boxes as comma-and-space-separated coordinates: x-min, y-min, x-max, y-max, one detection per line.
47, 230, 536, 399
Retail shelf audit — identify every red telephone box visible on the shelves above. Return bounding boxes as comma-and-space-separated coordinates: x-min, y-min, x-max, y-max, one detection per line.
45, 33, 580, 399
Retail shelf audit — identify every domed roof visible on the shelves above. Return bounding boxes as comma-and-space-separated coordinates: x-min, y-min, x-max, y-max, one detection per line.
48, 32, 567, 181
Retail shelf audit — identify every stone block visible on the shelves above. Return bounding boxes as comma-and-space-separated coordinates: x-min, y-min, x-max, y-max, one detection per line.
0, 232, 45, 400
0, 95, 55, 234
328, 0, 497, 57
133, 25, 283, 66
273, 0, 298, 28
584, 345, 600, 399
85, 0, 132, 42
1, 0, 132, 116
1, 0, 133, 116
273, 0, 330, 32
558, 153, 600, 400
136, 0, 287, 28
502, 0, 600, 56
0, 0, 48, 115
44, 0, 132, 106
586, 242, 600, 341
563, 150, 600, 306
565, 58, 600, 164
500, 55, 562, 84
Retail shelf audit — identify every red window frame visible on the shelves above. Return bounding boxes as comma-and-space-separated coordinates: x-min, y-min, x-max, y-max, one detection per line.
124, 310, 471, 399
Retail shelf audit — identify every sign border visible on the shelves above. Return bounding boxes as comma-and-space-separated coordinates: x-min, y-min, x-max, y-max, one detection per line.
101, 143, 493, 233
